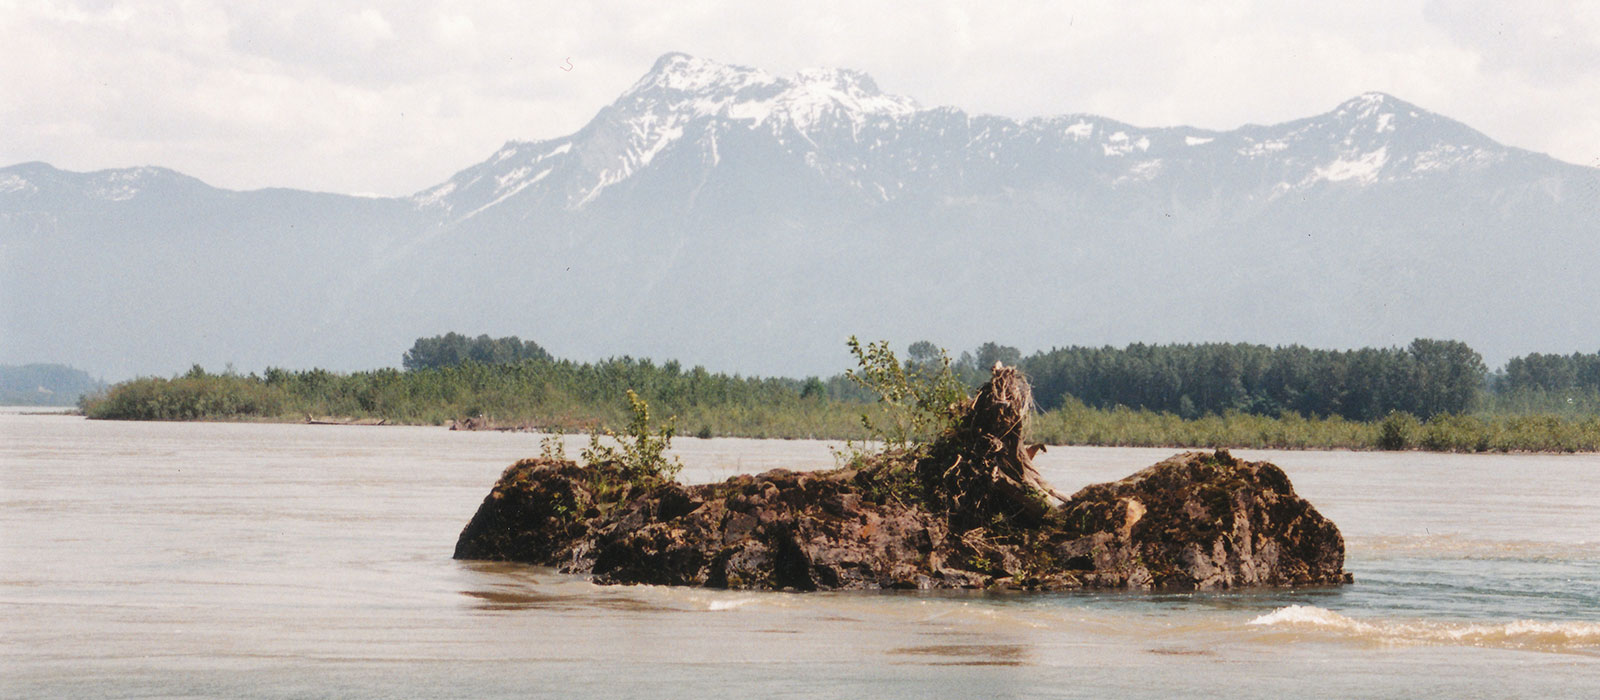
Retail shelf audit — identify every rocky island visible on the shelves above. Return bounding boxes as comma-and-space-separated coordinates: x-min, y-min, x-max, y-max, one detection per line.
454, 367, 1350, 591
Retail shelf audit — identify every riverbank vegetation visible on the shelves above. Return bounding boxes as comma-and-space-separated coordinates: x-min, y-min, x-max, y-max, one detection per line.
1027, 399, 1600, 452
83, 356, 876, 439
78, 335, 1600, 453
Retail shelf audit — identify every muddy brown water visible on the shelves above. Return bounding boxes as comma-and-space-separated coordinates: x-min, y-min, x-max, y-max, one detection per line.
3, 412, 1597, 697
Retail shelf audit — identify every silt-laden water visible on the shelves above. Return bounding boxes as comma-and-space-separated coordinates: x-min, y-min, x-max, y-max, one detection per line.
2, 413, 1596, 697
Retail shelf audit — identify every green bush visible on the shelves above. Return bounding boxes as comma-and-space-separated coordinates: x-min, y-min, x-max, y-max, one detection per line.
842, 336, 967, 452
1376, 411, 1420, 450
1420, 414, 1490, 452
83, 374, 289, 420
580, 390, 683, 485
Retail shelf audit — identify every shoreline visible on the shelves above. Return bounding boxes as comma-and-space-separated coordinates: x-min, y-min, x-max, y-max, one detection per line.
52, 412, 1600, 455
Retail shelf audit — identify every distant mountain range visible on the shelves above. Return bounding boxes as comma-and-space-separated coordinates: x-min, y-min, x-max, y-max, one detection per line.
4, 52, 1597, 380
0, 363, 103, 406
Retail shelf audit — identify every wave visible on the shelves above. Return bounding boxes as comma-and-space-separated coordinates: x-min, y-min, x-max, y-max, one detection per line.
707, 597, 759, 611
1248, 605, 1600, 654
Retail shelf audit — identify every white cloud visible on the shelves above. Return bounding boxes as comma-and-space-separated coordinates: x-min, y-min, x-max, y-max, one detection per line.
433, 12, 475, 45
2, 0, 1595, 196
1423, 0, 1600, 82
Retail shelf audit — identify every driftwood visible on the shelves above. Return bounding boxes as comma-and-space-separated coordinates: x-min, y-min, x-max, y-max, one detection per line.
919, 363, 1071, 526
304, 414, 387, 426
449, 415, 543, 432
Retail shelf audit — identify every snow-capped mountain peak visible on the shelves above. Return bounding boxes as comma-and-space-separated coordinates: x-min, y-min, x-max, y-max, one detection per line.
620, 52, 777, 97
413, 54, 932, 217
1338, 91, 1406, 118
773, 66, 918, 129
410, 55, 1549, 221
616, 53, 918, 128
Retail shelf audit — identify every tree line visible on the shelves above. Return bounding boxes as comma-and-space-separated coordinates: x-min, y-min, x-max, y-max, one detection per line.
399, 334, 1593, 422
76, 333, 1600, 452
1010, 339, 1485, 421
1495, 351, 1600, 394
402, 333, 553, 371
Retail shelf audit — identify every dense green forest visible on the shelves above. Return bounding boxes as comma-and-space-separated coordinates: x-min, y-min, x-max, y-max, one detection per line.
1017, 339, 1485, 420
401, 333, 552, 370
78, 334, 1600, 452
1496, 351, 1600, 393
1, 363, 105, 406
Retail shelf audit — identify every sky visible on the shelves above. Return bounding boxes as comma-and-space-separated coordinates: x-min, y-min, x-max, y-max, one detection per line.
3, 0, 1597, 197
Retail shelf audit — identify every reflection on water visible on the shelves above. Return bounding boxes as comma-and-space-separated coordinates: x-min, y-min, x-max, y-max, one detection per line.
3, 414, 1599, 698
457, 565, 683, 614
889, 643, 1031, 666
1144, 647, 1212, 656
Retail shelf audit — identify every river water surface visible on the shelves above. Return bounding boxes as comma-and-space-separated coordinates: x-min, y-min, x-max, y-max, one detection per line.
3, 412, 1597, 697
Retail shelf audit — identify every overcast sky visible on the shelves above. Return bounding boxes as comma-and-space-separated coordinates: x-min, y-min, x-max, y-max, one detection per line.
4, 0, 1597, 196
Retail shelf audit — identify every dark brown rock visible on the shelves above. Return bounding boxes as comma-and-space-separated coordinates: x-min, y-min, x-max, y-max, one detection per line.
1048, 449, 1347, 589
453, 448, 1348, 591
454, 367, 1349, 591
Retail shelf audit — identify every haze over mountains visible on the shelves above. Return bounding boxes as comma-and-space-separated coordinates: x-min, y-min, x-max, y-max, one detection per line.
4, 52, 1597, 381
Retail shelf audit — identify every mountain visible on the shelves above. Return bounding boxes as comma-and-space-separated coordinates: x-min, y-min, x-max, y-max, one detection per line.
0, 363, 105, 405
3, 52, 1597, 380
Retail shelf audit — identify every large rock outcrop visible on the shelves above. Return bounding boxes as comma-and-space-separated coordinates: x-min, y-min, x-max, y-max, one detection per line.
454, 369, 1350, 591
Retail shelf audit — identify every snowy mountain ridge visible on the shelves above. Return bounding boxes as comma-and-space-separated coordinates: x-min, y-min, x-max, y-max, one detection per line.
408, 54, 1522, 224
5, 53, 1595, 381
5, 55, 1522, 216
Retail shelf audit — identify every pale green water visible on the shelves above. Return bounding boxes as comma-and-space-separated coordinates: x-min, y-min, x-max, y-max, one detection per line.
2, 413, 1597, 698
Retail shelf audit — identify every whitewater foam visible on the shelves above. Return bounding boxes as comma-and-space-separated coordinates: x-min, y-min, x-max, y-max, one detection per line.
1249, 605, 1600, 654
707, 597, 758, 611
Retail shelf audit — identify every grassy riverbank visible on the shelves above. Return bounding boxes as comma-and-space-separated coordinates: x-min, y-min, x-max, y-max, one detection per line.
80, 361, 877, 440
80, 362, 1600, 452
1031, 399, 1600, 452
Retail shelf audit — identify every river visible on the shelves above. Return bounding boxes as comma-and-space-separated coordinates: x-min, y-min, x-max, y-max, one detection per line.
2, 412, 1597, 697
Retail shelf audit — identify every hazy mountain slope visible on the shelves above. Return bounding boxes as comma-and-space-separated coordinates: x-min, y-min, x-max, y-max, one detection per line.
4, 53, 1596, 380
0, 363, 104, 405
1, 163, 430, 376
